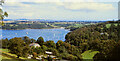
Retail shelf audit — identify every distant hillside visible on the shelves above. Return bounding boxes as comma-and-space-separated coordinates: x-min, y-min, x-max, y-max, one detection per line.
1, 20, 100, 30
65, 21, 120, 52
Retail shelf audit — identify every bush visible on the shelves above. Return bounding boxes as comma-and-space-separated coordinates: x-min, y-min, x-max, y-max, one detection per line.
47, 56, 52, 61
33, 52, 37, 59
60, 53, 78, 61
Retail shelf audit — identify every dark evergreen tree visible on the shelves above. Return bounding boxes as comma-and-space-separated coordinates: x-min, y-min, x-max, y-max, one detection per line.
36, 36, 44, 46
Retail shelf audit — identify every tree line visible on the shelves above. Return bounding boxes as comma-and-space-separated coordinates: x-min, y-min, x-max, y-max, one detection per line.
1, 20, 120, 61
1, 36, 82, 61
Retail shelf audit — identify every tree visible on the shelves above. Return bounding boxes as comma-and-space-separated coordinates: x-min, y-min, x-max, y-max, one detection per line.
93, 53, 106, 61
33, 52, 37, 59
41, 45, 48, 52
106, 44, 120, 61
47, 48, 59, 56
118, 19, 120, 21
45, 40, 56, 48
47, 56, 52, 61
56, 40, 64, 49
33, 47, 42, 54
36, 36, 44, 46
22, 45, 30, 57
2, 38, 9, 48
58, 46, 66, 53
117, 23, 120, 41
23, 36, 31, 44
8, 37, 30, 58
31, 38, 36, 43
0, 0, 8, 25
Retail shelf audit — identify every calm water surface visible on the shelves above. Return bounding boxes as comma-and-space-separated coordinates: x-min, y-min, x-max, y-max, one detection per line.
1, 29, 70, 43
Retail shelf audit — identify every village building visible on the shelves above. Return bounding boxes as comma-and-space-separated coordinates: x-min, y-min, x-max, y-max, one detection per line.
29, 43, 40, 48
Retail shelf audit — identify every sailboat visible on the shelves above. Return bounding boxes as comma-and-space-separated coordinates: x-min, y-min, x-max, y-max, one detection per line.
15, 33, 17, 35
53, 33, 55, 37
26, 32, 28, 34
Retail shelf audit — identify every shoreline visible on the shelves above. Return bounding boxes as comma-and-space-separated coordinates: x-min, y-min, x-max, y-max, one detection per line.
0, 27, 70, 31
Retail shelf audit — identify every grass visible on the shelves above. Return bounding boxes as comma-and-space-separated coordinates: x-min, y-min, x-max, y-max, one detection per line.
0, 49, 39, 61
81, 50, 99, 60
106, 24, 111, 28
0, 49, 9, 52
0, 49, 11, 60
1, 54, 12, 59
106, 23, 118, 28
74, 24, 84, 27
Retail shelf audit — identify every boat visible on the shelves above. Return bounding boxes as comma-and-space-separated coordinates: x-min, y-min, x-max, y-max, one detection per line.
26, 32, 28, 34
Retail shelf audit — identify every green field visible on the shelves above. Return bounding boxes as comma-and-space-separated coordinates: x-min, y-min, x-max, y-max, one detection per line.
0, 49, 11, 61
81, 50, 99, 60
0, 49, 9, 52
106, 23, 118, 28
0, 49, 40, 61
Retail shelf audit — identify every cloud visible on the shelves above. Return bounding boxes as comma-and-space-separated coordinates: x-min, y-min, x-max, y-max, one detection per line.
55, 2, 115, 12
5, 0, 120, 2
3, 0, 118, 20
4, 0, 117, 12
5, 2, 30, 7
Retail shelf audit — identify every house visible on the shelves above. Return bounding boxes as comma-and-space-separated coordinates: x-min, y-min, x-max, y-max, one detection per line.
45, 51, 52, 55
100, 33, 104, 35
100, 32, 109, 36
29, 43, 40, 48
27, 55, 33, 59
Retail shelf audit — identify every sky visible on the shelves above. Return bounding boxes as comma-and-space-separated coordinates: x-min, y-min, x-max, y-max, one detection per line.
2, 0, 120, 21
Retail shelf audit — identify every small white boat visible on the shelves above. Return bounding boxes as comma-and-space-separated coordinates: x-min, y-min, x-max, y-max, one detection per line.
26, 32, 28, 34
54, 33, 55, 37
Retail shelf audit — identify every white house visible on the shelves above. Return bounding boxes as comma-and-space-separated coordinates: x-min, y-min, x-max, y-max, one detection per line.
45, 51, 52, 55
29, 43, 40, 48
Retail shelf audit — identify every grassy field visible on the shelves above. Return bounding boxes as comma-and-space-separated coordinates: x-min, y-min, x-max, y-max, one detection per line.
0, 49, 11, 61
0, 49, 38, 61
106, 23, 118, 28
0, 49, 9, 52
81, 50, 99, 60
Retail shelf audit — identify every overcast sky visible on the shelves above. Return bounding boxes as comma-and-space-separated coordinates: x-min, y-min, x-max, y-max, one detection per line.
2, 0, 119, 21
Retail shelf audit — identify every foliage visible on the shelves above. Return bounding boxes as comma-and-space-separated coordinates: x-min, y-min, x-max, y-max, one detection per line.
41, 45, 48, 51
65, 21, 120, 60
23, 36, 31, 44
1, 38, 9, 48
65, 21, 120, 53
59, 53, 78, 61
0, 0, 8, 25
0, 48, 9, 52
31, 38, 36, 43
45, 40, 56, 48
32, 52, 37, 59
47, 48, 59, 56
1, 20, 93, 30
36, 36, 44, 46
81, 50, 99, 59
2, 23, 53, 30
93, 53, 106, 61
47, 56, 52, 61
8, 37, 30, 58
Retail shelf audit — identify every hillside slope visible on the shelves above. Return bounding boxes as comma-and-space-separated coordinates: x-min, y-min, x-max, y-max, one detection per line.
65, 21, 120, 53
